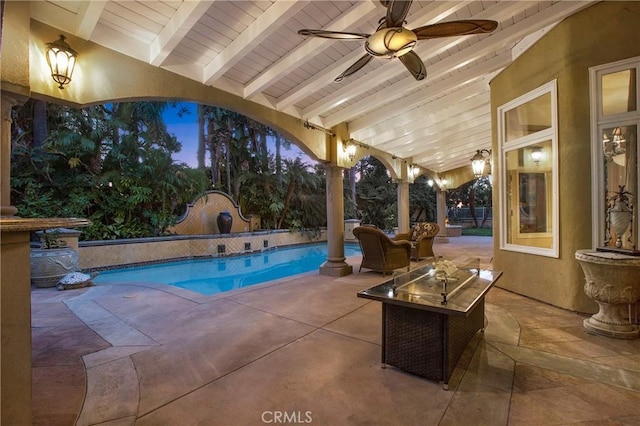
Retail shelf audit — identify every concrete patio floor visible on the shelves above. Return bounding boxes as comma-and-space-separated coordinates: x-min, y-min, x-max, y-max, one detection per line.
31, 236, 640, 425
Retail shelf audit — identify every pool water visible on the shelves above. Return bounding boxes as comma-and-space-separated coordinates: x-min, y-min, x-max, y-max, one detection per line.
94, 243, 361, 296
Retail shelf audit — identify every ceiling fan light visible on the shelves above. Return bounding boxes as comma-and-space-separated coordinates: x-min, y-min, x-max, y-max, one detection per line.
366, 27, 416, 58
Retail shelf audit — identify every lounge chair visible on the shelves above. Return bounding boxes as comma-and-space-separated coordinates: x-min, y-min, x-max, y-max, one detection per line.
394, 222, 439, 261
353, 226, 412, 275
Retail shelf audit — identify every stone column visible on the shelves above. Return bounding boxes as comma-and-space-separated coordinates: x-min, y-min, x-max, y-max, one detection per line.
397, 179, 410, 233
320, 165, 353, 277
436, 189, 449, 243
1, 94, 19, 216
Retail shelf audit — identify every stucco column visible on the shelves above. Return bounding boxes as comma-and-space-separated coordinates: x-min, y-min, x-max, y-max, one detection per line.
1, 93, 19, 216
397, 179, 410, 233
320, 165, 353, 277
436, 189, 449, 243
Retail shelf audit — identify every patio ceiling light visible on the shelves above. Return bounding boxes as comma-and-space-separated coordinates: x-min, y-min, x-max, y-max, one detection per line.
471, 149, 491, 177
46, 34, 77, 89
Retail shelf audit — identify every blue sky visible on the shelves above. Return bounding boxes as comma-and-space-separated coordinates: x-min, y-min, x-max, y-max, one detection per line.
162, 102, 310, 168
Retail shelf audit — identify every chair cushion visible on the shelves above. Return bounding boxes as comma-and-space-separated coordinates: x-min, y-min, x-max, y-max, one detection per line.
410, 222, 438, 241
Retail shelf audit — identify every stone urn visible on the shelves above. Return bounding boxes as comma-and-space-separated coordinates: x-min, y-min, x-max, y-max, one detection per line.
30, 247, 79, 288
217, 211, 233, 234
575, 249, 640, 339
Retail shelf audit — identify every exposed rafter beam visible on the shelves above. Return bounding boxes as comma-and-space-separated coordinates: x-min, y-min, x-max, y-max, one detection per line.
276, 0, 470, 111
367, 97, 490, 149
322, 1, 592, 129
76, 1, 107, 39
301, 0, 524, 122
150, 1, 213, 66
203, 0, 307, 85
244, 1, 379, 100
338, 52, 511, 132
351, 78, 491, 141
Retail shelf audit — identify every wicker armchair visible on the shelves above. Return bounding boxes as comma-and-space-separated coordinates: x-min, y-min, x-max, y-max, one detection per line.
353, 226, 412, 275
394, 222, 439, 261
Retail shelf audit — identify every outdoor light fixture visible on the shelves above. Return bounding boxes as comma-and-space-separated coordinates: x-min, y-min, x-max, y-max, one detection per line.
410, 163, 419, 176
602, 127, 626, 160
427, 178, 434, 187
46, 34, 78, 89
439, 177, 449, 190
471, 149, 491, 177
344, 140, 357, 161
530, 147, 543, 165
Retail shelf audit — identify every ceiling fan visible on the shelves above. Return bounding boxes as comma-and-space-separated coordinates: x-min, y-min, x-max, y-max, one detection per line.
298, 0, 498, 82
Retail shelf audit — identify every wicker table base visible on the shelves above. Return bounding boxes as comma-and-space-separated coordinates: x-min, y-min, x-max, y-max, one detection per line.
381, 298, 485, 389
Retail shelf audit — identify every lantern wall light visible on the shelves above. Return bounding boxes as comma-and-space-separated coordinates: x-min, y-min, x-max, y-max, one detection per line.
46, 34, 78, 89
471, 149, 491, 177
530, 146, 543, 165
344, 139, 357, 161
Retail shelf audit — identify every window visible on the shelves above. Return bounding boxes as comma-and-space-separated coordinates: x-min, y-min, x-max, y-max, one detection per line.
498, 81, 558, 257
590, 57, 640, 251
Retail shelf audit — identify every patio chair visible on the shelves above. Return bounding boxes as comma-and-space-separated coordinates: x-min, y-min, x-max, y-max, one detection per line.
394, 222, 439, 261
353, 226, 412, 275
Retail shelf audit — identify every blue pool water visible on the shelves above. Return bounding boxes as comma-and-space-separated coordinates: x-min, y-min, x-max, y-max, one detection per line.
94, 243, 361, 296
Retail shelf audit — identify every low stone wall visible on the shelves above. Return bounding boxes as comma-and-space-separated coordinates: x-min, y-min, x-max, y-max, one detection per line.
445, 225, 463, 237
79, 229, 327, 270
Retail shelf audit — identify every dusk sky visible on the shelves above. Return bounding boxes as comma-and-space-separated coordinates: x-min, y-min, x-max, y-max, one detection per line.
162, 102, 311, 168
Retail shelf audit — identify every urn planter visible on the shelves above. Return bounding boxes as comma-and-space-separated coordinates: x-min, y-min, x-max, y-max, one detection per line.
217, 211, 233, 234
575, 249, 640, 339
30, 247, 79, 288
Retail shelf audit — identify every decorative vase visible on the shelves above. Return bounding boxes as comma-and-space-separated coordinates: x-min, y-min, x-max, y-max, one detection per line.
30, 247, 79, 288
217, 211, 233, 234
610, 199, 632, 248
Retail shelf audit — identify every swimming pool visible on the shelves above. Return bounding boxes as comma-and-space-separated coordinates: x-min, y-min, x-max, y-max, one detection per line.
94, 242, 361, 296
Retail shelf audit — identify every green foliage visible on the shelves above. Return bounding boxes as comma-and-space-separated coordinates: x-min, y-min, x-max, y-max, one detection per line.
11, 100, 210, 240
355, 156, 397, 230
11, 99, 331, 239
409, 175, 437, 222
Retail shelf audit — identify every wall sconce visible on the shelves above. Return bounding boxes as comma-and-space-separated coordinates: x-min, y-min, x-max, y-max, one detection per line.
530, 146, 543, 165
427, 178, 434, 187
471, 149, 491, 177
46, 34, 78, 89
410, 163, 419, 176
439, 177, 449, 190
344, 140, 357, 161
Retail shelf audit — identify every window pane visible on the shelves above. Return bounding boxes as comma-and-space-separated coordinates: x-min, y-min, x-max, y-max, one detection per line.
505, 93, 551, 141
601, 125, 637, 250
601, 69, 637, 116
505, 140, 553, 248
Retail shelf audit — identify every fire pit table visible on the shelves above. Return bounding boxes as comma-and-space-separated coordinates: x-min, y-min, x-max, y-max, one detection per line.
357, 263, 502, 389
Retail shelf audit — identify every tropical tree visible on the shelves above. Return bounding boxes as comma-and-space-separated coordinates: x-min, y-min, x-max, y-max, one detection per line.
355, 156, 397, 230
409, 175, 437, 222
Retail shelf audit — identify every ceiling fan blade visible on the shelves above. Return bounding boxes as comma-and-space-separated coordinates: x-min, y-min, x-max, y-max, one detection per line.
335, 54, 374, 82
413, 20, 498, 39
385, 0, 412, 27
298, 29, 370, 40
398, 51, 426, 81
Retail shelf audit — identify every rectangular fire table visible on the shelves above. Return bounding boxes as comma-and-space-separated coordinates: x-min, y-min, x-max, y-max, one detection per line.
357, 264, 502, 389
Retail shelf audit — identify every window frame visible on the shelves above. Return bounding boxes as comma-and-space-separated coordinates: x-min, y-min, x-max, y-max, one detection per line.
589, 56, 640, 250
498, 80, 559, 257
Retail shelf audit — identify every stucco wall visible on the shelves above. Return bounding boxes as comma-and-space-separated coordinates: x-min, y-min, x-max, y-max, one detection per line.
491, 1, 640, 313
